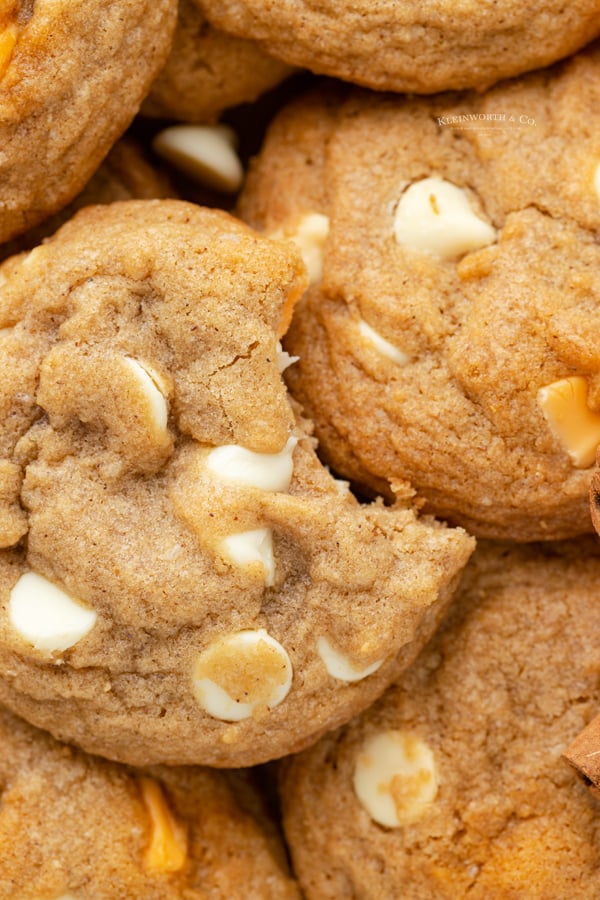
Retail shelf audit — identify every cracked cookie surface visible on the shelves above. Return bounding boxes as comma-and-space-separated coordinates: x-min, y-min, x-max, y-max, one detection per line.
195, 0, 600, 93
280, 539, 600, 899
0, 0, 177, 244
0, 199, 473, 767
0, 707, 299, 900
239, 47, 600, 540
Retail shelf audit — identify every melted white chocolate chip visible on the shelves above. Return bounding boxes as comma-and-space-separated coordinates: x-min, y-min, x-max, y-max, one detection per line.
357, 319, 409, 365
394, 177, 496, 260
221, 528, 275, 586
317, 636, 383, 683
537, 376, 600, 468
206, 436, 296, 492
353, 730, 438, 827
9, 572, 97, 653
192, 629, 292, 721
271, 213, 330, 285
152, 124, 243, 193
122, 357, 169, 437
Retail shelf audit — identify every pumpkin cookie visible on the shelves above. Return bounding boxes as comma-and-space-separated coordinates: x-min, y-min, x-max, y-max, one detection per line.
280, 539, 600, 899
239, 48, 600, 540
0, 0, 177, 243
0, 706, 299, 899
195, 0, 600, 92
0, 199, 473, 767
142, 0, 293, 123
0, 137, 177, 262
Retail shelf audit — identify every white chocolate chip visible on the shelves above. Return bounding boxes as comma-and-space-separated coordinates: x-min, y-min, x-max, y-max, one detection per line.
9, 572, 97, 653
271, 213, 330, 285
353, 730, 438, 827
122, 357, 169, 437
192, 629, 292, 721
538, 376, 600, 467
358, 319, 409, 365
152, 124, 243, 193
394, 177, 496, 260
206, 436, 297, 492
276, 340, 299, 373
221, 528, 275, 585
333, 477, 351, 495
317, 636, 383, 682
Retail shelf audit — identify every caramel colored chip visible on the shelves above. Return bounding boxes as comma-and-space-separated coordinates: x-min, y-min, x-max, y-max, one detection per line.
537, 376, 600, 468
139, 777, 188, 873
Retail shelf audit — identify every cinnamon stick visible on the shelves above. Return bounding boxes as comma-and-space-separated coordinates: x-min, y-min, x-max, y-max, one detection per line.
563, 714, 600, 800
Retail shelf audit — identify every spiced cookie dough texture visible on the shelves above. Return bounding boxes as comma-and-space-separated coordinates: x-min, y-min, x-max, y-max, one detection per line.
239, 46, 600, 540
0, 200, 473, 767
142, 0, 293, 123
0, 708, 299, 900
0, 137, 177, 262
0, 0, 177, 244
195, 0, 600, 93
280, 540, 600, 900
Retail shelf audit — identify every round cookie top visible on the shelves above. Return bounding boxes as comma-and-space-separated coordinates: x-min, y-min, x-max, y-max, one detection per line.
195, 0, 600, 93
0, 137, 178, 263
0, 0, 177, 244
280, 539, 600, 899
0, 707, 299, 899
0, 199, 473, 767
142, 0, 293, 123
239, 47, 600, 540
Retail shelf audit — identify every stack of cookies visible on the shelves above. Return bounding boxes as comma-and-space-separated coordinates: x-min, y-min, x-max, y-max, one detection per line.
2, 1, 600, 897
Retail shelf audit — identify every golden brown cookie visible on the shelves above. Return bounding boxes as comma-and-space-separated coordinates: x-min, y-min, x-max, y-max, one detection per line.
0, 199, 473, 768
239, 49, 600, 541
0, 0, 177, 243
0, 137, 178, 262
195, 0, 600, 93
280, 539, 600, 899
142, 0, 293, 123
0, 706, 299, 899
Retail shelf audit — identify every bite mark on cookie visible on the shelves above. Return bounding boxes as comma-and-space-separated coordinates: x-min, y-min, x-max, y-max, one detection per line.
537, 376, 600, 467
394, 177, 496, 260
192, 629, 292, 721
353, 730, 438, 827
8, 571, 97, 653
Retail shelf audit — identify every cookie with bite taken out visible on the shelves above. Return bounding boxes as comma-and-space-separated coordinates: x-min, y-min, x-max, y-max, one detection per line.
0, 199, 473, 768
